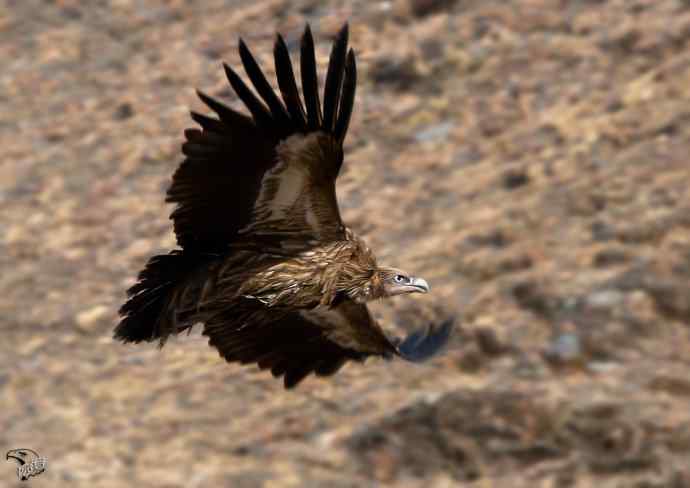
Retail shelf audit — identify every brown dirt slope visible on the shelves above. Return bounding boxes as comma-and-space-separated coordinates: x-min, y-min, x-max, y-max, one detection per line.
1, 0, 690, 486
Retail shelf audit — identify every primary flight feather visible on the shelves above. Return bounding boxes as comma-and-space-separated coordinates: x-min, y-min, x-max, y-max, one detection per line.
115, 23, 452, 388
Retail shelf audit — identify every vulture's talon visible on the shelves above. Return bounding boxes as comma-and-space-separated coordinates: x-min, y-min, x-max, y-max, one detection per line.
396, 319, 454, 363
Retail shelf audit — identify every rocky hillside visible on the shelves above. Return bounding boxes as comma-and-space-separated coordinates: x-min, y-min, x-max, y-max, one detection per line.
2, 0, 690, 486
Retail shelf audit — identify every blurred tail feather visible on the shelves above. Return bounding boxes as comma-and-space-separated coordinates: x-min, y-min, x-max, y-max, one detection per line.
115, 251, 207, 345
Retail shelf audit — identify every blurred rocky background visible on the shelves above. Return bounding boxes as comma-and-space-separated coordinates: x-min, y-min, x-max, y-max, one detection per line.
2, 0, 690, 486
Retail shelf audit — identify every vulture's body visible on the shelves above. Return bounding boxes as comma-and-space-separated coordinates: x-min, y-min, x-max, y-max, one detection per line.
115, 24, 451, 388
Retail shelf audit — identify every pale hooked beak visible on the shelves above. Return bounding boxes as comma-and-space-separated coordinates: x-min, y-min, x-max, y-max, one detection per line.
410, 277, 430, 293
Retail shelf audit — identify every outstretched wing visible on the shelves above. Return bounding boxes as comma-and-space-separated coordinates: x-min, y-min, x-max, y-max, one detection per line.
203, 300, 453, 388
167, 24, 357, 252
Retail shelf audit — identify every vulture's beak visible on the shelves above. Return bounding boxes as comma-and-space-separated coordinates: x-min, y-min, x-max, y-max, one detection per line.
6, 450, 25, 463
409, 277, 430, 294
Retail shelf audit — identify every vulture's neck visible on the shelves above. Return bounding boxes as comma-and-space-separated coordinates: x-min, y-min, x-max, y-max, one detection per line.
317, 232, 385, 305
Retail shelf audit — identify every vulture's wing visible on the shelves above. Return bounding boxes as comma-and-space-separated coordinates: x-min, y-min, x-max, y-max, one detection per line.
204, 301, 453, 388
167, 24, 357, 252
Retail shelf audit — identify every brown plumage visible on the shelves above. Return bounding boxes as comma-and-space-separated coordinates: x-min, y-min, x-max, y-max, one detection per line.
115, 23, 452, 388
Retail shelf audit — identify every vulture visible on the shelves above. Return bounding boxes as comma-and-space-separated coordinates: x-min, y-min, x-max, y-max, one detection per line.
115, 23, 452, 388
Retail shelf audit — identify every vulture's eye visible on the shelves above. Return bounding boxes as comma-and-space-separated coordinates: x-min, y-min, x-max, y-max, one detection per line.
394, 274, 407, 283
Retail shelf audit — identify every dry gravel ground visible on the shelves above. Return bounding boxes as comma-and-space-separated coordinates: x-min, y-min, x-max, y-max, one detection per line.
2, 0, 690, 486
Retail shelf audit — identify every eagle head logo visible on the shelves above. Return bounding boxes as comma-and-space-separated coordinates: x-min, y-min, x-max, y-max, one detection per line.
6, 448, 47, 481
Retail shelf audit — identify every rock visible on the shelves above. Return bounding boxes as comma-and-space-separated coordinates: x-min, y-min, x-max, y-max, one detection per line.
544, 333, 583, 366
19, 336, 47, 356
456, 343, 484, 372
76, 305, 110, 331
452, 146, 483, 166
586, 361, 620, 374
369, 55, 420, 91
474, 327, 508, 356
502, 168, 530, 190
593, 248, 630, 267
586, 289, 624, 311
648, 375, 690, 397
465, 229, 511, 249
395, 0, 459, 19
512, 280, 559, 318
414, 121, 454, 144
114, 102, 134, 120
646, 281, 690, 323
591, 220, 617, 242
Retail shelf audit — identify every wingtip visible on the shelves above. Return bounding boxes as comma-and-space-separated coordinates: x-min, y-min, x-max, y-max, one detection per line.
222, 62, 243, 88
331, 23, 349, 55
302, 23, 316, 49
195, 89, 214, 107
238, 38, 251, 59
336, 22, 349, 42
274, 32, 286, 50
273, 34, 290, 64
221, 61, 235, 77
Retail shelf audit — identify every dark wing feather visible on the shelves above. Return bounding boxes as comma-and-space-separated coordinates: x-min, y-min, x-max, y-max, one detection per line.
222, 63, 275, 133
319, 301, 453, 364
203, 300, 453, 388
167, 97, 275, 251
203, 305, 368, 389
322, 23, 348, 131
274, 34, 307, 130
190, 111, 226, 133
334, 49, 356, 147
167, 24, 357, 252
238, 39, 293, 134
300, 24, 322, 131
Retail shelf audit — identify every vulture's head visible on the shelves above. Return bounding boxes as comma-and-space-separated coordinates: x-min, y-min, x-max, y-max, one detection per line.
5, 448, 40, 466
6, 449, 29, 465
375, 267, 429, 297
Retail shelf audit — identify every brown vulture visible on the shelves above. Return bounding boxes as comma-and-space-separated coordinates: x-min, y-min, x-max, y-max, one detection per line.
115, 23, 452, 388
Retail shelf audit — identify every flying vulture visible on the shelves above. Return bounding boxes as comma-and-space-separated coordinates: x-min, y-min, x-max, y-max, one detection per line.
115, 23, 452, 388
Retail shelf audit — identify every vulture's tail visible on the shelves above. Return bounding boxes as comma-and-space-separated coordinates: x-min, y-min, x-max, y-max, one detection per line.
114, 250, 214, 345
